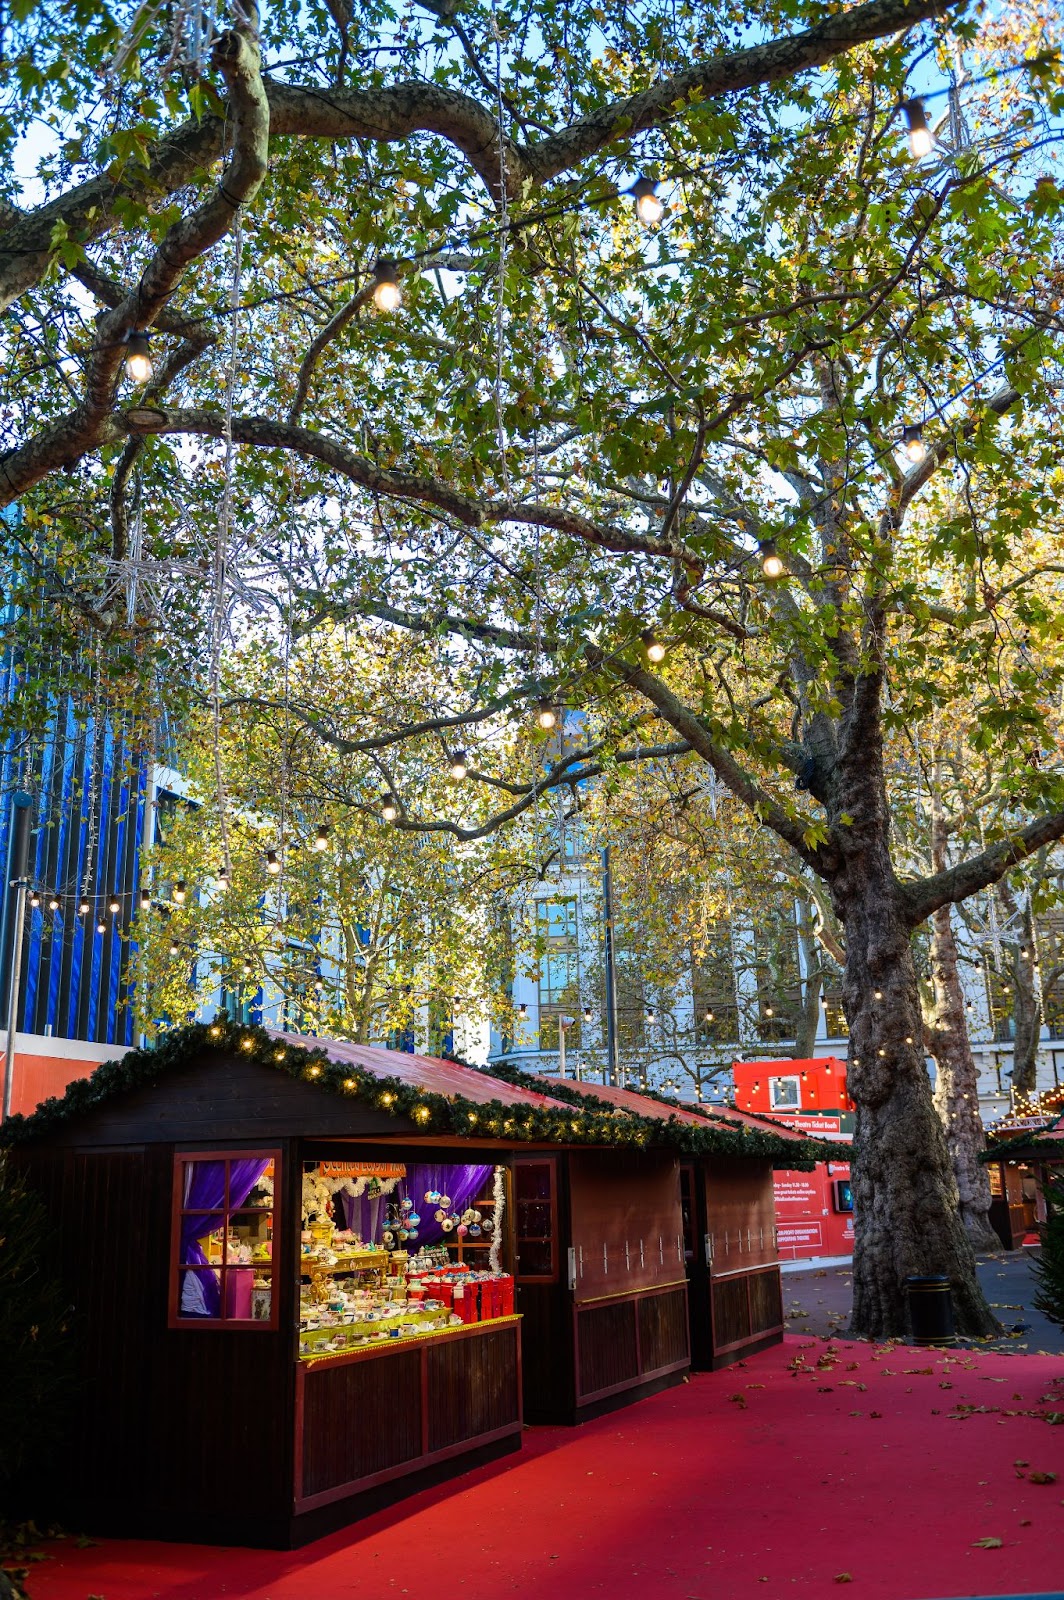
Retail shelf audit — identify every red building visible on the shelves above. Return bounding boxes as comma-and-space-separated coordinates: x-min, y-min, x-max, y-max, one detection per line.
731, 1057, 854, 1263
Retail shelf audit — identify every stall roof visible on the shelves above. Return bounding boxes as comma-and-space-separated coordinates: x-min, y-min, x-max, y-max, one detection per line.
550, 1078, 811, 1141
268, 1030, 571, 1110
1, 1020, 830, 1166
985, 1109, 1064, 1161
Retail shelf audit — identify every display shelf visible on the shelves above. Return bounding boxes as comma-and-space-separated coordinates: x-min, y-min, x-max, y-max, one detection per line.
299, 1313, 522, 1368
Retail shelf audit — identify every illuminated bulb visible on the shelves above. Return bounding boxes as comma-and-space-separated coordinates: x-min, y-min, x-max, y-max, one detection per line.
209, 1024, 222, 1037
241, 1037, 256, 1053
900, 424, 927, 463
265, 850, 281, 875
108, 897, 120, 915
583, 1006, 592, 1023
381, 794, 399, 823
759, 538, 785, 579
381, 1091, 396, 1106
29, 889, 40, 907
313, 824, 329, 851
905, 1035, 914, 1044
646, 1008, 655, 1025
765, 1006, 774, 1018
139, 888, 151, 910
642, 630, 666, 663
78, 899, 89, 916
877, 1048, 887, 1057
371, 259, 402, 312
124, 329, 153, 383
96, 917, 106, 934
169, 939, 180, 955
344, 1078, 356, 1091
173, 880, 187, 904
704, 1010, 714, 1023
874, 989, 883, 1001
629, 176, 663, 225
517, 1002, 528, 1020
415, 1105, 431, 1123
49, 895, 60, 912
307, 1064, 321, 1076
902, 97, 933, 159
448, 749, 468, 781
535, 698, 557, 730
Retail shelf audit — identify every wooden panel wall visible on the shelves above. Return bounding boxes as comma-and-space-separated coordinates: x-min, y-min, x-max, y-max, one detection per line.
568, 1150, 685, 1302
301, 1350, 422, 1496
14, 1139, 298, 1543
703, 1156, 778, 1275
516, 1280, 574, 1423
710, 1265, 783, 1359
427, 1326, 520, 1451
575, 1285, 689, 1404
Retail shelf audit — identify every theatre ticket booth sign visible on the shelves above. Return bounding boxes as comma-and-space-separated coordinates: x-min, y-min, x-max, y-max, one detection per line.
732, 1059, 854, 1263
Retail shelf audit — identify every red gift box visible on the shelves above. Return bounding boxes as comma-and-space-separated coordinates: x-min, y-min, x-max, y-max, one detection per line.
499, 1276, 514, 1315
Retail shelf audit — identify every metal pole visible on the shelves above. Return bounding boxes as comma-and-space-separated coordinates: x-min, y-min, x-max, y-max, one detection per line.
1, 793, 34, 1124
602, 844, 619, 1087
558, 1021, 566, 1080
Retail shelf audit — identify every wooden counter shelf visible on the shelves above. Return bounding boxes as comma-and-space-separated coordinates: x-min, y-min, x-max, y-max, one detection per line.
299, 1313, 521, 1369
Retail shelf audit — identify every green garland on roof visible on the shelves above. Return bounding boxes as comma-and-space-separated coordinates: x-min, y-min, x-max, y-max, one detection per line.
0, 1018, 825, 1167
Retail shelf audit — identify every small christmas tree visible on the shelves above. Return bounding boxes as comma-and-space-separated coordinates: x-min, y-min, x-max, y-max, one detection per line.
1031, 1171, 1064, 1328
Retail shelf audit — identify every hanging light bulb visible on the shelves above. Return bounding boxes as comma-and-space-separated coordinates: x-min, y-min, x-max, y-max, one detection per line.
313, 824, 329, 852
448, 749, 469, 781
902, 97, 933, 160
381, 794, 399, 823
29, 888, 41, 908
765, 1005, 775, 1018
169, 938, 181, 957
265, 849, 281, 875
535, 698, 557, 730
645, 1007, 656, 1025
95, 915, 107, 934
371, 259, 402, 312
78, 898, 89, 916
124, 329, 153, 383
108, 897, 120, 915
173, 880, 187, 904
48, 895, 61, 913
139, 887, 151, 910
517, 1002, 528, 1020
900, 424, 927, 463
759, 538, 785, 578
217, 866, 230, 890
641, 629, 666, 663
628, 176, 663, 225
704, 1009, 714, 1023
583, 1005, 592, 1023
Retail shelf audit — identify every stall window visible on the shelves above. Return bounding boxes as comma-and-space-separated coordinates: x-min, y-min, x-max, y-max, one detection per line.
170, 1151, 279, 1328
513, 1159, 557, 1280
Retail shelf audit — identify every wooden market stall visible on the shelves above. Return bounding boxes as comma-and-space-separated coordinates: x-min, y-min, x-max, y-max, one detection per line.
5, 1023, 825, 1544
487, 1072, 826, 1396
984, 1107, 1064, 1248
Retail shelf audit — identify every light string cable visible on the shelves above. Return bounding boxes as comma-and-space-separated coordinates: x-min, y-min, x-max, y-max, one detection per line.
79, 644, 104, 919
492, 0, 511, 498
211, 206, 245, 888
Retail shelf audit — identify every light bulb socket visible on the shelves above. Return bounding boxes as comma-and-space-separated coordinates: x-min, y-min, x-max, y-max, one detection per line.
628, 176, 663, 223
448, 750, 468, 779
124, 329, 153, 383
173, 880, 187, 904
535, 697, 558, 729
266, 850, 281, 873
900, 424, 927, 462
313, 825, 329, 850
372, 259, 402, 311
758, 538, 785, 578
29, 890, 41, 907
381, 795, 399, 822
902, 97, 933, 157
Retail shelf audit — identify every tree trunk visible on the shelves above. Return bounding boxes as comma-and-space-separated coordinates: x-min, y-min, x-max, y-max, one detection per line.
831, 708, 1000, 1339
793, 894, 823, 1058
1010, 896, 1041, 1094
927, 905, 1001, 1253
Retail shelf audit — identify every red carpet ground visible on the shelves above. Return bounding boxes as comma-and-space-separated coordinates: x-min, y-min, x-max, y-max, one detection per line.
20, 1336, 1064, 1600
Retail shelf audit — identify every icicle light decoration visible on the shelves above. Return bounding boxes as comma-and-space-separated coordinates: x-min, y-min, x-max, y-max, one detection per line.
489, 1165, 506, 1274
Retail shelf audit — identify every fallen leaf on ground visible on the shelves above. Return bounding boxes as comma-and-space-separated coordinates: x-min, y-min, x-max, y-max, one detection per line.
971, 1537, 1002, 1549
1028, 1471, 1058, 1485
834, 1574, 853, 1584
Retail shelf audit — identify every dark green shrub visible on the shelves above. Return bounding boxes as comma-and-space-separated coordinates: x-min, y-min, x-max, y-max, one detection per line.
1032, 1171, 1064, 1328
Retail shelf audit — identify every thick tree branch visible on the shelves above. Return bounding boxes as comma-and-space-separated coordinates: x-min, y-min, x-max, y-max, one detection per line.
902, 812, 1064, 927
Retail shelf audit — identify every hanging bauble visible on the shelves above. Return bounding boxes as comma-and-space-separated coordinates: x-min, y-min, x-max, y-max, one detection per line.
439, 1194, 452, 1210
482, 1217, 494, 1233
468, 1224, 482, 1238
457, 1224, 469, 1237
383, 1229, 395, 1246
407, 1212, 421, 1226
441, 1217, 455, 1232
398, 1228, 409, 1241
434, 1208, 446, 1223
461, 1208, 476, 1225
401, 1197, 414, 1211
408, 1229, 419, 1241
425, 1189, 441, 1204
471, 1210, 482, 1224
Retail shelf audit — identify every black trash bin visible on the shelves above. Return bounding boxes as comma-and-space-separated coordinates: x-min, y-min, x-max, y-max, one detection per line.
905, 1274, 955, 1345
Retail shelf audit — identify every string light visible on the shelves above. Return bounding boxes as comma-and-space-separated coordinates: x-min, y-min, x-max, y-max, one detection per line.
169, 938, 180, 956
583, 1005, 592, 1023
902, 97, 933, 159
78, 898, 89, 916
216, 867, 230, 889
371, 259, 402, 312
628, 176, 663, 225
139, 888, 151, 910
172, 880, 187, 904
535, 698, 558, 730
448, 749, 469, 780
641, 630, 666, 663
108, 897, 120, 915
873, 989, 883, 1000
900, 424, 927, 463
517, 1002, 528, 1019
758, 538, 784, 578
124, 329, 153, 383
96, 916, 106, 934
313, 824, 329, 852
704, 1009, 715, 1023
381, 794, 399, 823
48, 895, 60, 912
265, 849, 281, 875
29, 889, 40, 907
646, 1007, 656, 1025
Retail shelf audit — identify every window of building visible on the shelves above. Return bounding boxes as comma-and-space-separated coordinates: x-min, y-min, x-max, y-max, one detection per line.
513, 1159, 557, 1279
769, 1076, 801, 1111
171, 1152, 279, 1327
537, 899, 578, 940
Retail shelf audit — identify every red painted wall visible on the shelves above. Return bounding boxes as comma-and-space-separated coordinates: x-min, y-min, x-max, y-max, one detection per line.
732, 1058, 854, 1262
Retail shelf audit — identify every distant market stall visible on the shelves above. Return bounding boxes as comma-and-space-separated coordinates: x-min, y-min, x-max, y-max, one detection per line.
489, 1068, 825, 1374
3, 1021, 826, 1547
983, 1097, 1064, 1248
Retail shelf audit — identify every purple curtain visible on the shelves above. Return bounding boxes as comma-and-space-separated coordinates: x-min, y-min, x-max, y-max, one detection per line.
339, 1164, 491, 1250
179, 1158, 269, 1318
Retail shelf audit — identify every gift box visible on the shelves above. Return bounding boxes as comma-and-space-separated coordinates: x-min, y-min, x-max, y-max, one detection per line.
453, 1285, 478, 1324
499, 1275, 514, 1315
